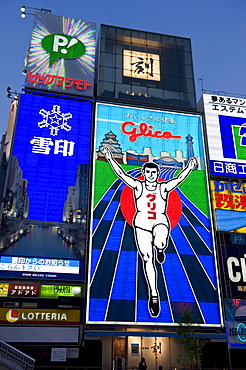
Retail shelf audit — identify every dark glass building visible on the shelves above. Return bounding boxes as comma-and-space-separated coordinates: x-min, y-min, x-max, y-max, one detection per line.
97, 25, 196, 110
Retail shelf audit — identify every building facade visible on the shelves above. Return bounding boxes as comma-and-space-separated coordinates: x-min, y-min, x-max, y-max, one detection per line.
1, 12, 245, 370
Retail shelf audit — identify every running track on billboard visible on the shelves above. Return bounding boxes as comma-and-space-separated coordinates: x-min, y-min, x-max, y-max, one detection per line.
89, 166, 220, 324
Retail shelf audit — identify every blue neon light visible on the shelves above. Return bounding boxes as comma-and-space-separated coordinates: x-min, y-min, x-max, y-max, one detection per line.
12, 94, 92, 222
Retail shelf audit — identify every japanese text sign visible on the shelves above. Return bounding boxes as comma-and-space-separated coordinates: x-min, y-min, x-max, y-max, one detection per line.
87, 103, 222, 326
199, 94, 246, 179
25, 12, 96, 97
211, 180, 246, 233
12, 94, 92, 222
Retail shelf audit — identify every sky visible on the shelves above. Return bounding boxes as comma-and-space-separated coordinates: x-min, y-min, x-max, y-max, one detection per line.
0, 0, 245, 137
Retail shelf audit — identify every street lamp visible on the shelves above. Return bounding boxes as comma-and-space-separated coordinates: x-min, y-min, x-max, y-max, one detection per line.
20, 6, 52, 18
6, 87, 19, 100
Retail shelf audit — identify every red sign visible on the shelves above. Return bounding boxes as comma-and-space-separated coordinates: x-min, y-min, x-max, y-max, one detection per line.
8, 284, 40, 297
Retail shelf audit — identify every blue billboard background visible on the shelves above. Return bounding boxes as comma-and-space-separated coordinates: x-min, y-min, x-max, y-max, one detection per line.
12, 94, 92, 222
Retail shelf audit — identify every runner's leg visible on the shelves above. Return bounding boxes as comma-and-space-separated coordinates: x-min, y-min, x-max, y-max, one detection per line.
153, 223, 169, 263
134, 227, 160, 317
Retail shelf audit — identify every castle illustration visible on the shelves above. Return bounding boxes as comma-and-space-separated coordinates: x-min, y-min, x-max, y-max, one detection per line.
97, 131, 203, 170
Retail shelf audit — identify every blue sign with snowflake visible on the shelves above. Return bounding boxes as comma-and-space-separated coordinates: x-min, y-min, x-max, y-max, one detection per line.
11, 93, 93, 222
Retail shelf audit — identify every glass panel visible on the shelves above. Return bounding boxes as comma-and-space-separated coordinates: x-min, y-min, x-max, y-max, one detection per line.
99, 66, 115, 82
132, 30, 147, 44
100, 39, 116, 53
176, 37, 191, 52
147, 33, 161, 47
115, 54, 123, 69
116, 44, 124, 55
177, 50, 192, 65
163, 76, 179, 91
178, 64, 194, 79
162, 48, 177, 63
164, 90, 181, 106
161, 35, 176, 47
149, 88, 164, 105
179, 78, 195, 93
162, 62, 178, 77
180, 92, 196, 109
98, 81, 115, 97
99, 52, 115, 68
116, 27, 132, 43
100, 25, 116, 39
115, 84, 131, 99
115, 68, 123, 83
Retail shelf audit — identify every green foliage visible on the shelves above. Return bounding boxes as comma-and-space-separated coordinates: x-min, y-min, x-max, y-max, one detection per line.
176, 310, 208, 370
94, 161, 209, 215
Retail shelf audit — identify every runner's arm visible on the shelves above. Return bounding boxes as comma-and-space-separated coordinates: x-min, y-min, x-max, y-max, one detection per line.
101, 146, 139, 189
163, 157, 198, 192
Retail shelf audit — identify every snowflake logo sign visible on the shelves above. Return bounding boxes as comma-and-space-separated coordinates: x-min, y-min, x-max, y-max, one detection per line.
38, 105, 72, 136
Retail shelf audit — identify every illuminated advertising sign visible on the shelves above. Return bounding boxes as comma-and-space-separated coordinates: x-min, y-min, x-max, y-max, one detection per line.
1, 93, 93, 281
223, 247, 246, 296
40, 285, 82, 298
8, 284, 40, 297
0, 283, 9, 297
211, 180, 246, 232
226, 321, 246, 346
25, 12, 96, 97
198, 94, 246, 179
0, 308, 80, 324
123, 50, 160, 81
0, 283, 81, 298
87, 103, 222, 325
224, 298, 246, 321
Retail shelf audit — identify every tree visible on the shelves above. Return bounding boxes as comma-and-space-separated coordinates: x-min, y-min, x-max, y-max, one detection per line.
176, 310, 208, 370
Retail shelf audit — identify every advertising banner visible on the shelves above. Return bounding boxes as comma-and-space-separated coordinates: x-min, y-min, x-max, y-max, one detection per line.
0, 283, 82, 298
0, 308, 80, 325
224, 298, 246, 321
87, 103, 222, 325
222, 246, 246, 297
211, 180, 246, 233
40, 285, 82, 298
1, 93, 93, 281
226, 320, 246, 346
25, 12, 96, 97
199, 94, 246, 179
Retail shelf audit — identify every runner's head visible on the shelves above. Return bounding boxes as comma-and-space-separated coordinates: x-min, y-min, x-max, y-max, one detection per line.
142, 162, 159, 183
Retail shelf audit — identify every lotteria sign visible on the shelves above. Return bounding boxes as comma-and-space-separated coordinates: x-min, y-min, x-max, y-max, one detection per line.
25, 12, 96, 97
2, 309, 80, 324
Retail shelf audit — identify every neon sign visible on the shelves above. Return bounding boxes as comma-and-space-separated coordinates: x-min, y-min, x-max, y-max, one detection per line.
87, 103, 222, 326
25, 12, 96, 97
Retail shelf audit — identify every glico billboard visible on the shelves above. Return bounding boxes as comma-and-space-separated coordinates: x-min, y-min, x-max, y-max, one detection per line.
86, 103, 222, 325
25, 12, 96, 97
198, 94, 246, 179
1, 93, 93, 281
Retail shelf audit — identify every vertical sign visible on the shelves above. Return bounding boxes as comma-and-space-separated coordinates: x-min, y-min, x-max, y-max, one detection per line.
1, 93, 93, 281
87, 103, 222, 325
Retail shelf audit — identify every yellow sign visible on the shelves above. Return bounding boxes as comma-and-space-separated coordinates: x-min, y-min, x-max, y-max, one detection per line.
211, 180, 246, 233
0, 284, 9, 297
123, 50, 160, 81
0, 308, 80, 324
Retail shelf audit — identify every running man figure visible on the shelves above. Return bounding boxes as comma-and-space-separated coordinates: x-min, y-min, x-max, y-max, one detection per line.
102, 146, 198, 317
